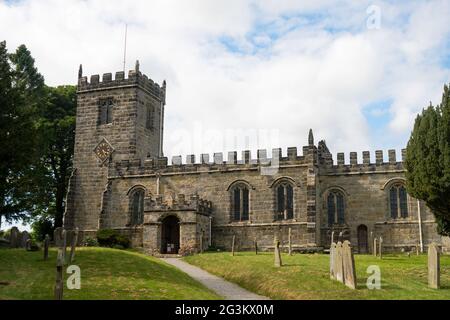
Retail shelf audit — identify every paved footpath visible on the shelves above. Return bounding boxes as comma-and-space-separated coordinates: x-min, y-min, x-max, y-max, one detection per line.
161, 258, 270, 300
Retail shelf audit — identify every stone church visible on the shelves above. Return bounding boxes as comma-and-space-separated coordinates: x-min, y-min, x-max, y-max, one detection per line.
63, 62, 450, 254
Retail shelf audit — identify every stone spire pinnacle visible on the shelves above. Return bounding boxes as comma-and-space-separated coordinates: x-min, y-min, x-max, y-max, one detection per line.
135, 60, 140, 73
308, 128, 314, 146
78, 64, 83, 79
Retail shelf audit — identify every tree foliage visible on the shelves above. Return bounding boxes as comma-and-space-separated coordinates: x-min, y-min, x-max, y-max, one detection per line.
0, 41, 76, 236
405, 84, 450, 236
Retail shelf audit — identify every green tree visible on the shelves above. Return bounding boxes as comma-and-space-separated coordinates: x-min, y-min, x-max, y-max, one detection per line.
405, 84, 450, 236
37, 85, 76, 228
0, 41, 44, 229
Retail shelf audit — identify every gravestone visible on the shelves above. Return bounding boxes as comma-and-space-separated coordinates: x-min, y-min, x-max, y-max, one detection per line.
69, 228, 79, 263
44, 234, 50, 261
334, 241, 344, 283
54, 248, 64, 300
10, 227, 19, 248
274, 237, 282, 267
199, 232, 203, 254
54, 228, 67, 263
231, 235, 235, 256
378, 237, 383, 259
288, 228, 292, 256
331, 231, 335, 245
342, 241, 357, 289
254, 237, 258, 255
416, 244, 420, 256
25, 239, 32, 251
21, 231, 30, 248
428, 243, 440, 289
373, 238, 378, 257
330, 242, 336, 279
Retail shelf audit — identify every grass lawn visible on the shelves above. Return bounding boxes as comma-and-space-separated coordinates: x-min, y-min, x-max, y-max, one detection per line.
184, 251, 450, 300
0, 247, 221, 300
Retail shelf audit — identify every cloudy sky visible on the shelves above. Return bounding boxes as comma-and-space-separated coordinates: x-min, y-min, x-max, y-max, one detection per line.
1, 0, 450, 164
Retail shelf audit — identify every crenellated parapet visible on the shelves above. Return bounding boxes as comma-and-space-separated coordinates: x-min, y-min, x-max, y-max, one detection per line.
323, 148, 407, 175
145, 193, 212, 215
77, 63, 166, 104
108, 145, 318, 177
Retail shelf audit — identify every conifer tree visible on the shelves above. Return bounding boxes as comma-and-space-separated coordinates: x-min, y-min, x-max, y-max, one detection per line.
406, 84, 450, 236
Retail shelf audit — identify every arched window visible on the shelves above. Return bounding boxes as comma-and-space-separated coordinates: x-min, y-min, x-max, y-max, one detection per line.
230, 183, 249, 221
146, 105, 155, 130
99, 98, 113, 125
130, 189, 145, 225
275, 182, 294, 220
327, 190, 345, 226
389, 184, 408, 218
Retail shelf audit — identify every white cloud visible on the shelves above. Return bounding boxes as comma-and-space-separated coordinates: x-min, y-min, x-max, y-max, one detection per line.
1, 0, 449, 161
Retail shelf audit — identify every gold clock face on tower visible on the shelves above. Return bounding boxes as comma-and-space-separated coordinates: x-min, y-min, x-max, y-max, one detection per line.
94, 138, 114, 163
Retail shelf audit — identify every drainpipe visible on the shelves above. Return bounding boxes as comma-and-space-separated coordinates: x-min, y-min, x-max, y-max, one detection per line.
417, 199, 424, 253
209, 216, 212, 246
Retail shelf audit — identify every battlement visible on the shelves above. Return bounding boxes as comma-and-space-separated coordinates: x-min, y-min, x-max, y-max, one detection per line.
144, 193, 212, 215
322, 148, 407, 175
108, 145, 319, 177
77, 62, 166, 103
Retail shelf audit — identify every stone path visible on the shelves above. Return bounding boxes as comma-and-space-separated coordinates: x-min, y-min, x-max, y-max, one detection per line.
161, 258, 270, 300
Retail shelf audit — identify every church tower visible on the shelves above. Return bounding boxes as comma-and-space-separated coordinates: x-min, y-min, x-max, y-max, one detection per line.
64, 62, 166, 235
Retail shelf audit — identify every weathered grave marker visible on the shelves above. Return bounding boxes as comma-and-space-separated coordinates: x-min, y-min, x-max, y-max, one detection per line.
335, 241, 344, 283
342, 241, 357, 289
274, 237, 282, 267
288, 228, 292, 256
378, 236, 383, 259
231, 235, 235, 256
330, 242, 336, 279
69, 228, 79, 263
10, 227, 19, 248
428, 243, 440, 289
21, 231, 30, 248
54, 248, 64, 300
373, 238, 378, 257
254, 237, 258, 255
44, 234, 50, 261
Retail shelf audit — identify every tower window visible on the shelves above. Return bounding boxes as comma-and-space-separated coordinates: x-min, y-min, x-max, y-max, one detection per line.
146, 105, 155, 130
231, 184, 249, 221
99, 98, 113, 125
327, 190, 345, 226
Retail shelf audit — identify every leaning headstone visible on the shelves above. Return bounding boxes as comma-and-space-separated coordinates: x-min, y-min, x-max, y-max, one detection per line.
274, 237, 282, 267
44, 234, 50, 261
373, 238, 378, 257
10, 227, 19, 248
428, 243, 440, 289
69, 228, 79, 263
330, 242, 336, 279
342, 241, 357, 289
378, 236, 383, 259
334, 241, 344, 283
254, 237, 258, 255
288, 228, 292, 256
21, 231, 30, 248
54, 248, 64, 300
231, 235, 235, 256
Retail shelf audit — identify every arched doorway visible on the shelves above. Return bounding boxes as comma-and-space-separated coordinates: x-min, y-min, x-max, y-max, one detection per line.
357, 225, 368, 254
161, 216, 180, 254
